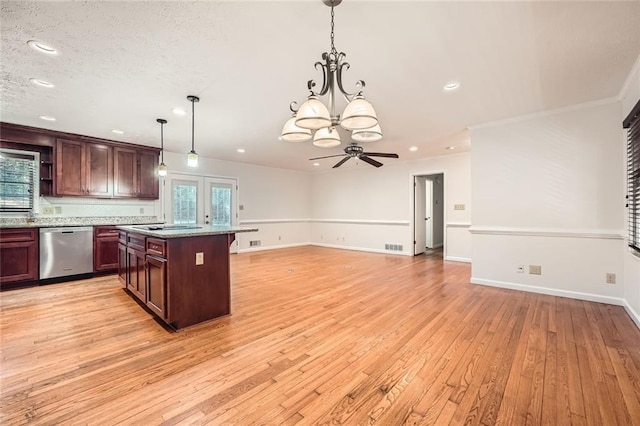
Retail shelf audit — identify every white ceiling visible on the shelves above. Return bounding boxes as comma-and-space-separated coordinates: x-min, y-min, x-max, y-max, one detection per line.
1, 1, 639, 172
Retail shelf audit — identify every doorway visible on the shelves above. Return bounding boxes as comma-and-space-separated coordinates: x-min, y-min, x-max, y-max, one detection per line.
413, 173, 444, 256
162, 173, 239, 252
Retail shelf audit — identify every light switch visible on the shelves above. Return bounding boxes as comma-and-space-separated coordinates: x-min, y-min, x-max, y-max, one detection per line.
195, 252, 204, 265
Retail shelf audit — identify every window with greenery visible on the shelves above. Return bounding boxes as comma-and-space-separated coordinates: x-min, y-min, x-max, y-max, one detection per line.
624, 99, 640, 254
0, 149, 39, 212
172, 181, 197, 224
210, 184, 232, 226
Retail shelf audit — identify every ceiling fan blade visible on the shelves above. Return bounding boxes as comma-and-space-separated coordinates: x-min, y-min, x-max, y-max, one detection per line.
359, 156, 383, 167
361, 152, 399, 158
333, 156, 351, 168
309, 154, 347, 161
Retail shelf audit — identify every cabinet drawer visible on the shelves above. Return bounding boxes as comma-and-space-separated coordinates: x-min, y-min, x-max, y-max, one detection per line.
0, 228, 37, 243
94, 226, 119, 238
126, 233, 145, 251
146, 238, 166, 258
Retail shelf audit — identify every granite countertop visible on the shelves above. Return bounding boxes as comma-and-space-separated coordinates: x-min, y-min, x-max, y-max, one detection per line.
117, 224, 258, 239
0, 216, 161, 229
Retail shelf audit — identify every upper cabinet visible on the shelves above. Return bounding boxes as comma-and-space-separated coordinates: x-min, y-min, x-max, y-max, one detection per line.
114, 147, 158, 199
56, 139, 113, 197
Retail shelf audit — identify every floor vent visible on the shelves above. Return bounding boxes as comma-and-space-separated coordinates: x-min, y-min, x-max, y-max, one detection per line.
249, 240, 261, 247
385, 244, 403, 252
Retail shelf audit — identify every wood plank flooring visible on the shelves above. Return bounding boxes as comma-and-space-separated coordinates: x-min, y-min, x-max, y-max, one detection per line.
1, 246, 639, 425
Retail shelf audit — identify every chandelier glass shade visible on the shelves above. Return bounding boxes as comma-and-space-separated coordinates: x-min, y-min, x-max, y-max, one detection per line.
281, 0, 381, 147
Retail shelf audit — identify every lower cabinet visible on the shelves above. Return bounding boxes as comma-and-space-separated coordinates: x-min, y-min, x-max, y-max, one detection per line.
117, 243, 127, 285
0, 228, 39, 288
145, 255, 166, 319
126, 246, 146, 302
94, 226, 119, 272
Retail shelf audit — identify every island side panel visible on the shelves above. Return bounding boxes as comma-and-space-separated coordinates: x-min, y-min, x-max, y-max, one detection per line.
165, 234, 232, 329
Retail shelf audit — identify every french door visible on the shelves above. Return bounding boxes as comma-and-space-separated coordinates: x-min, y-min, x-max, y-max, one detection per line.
163, 173, 239, 252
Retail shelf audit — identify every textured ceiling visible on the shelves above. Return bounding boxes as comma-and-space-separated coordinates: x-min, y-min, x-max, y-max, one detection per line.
1, 1, 639, 172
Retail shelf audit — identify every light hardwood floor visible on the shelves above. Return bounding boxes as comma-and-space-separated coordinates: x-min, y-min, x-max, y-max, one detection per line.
1, 246, 639, 425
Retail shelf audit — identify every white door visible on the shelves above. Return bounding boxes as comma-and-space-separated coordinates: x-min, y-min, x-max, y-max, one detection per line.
164, 174, 203, 224
425, 179, 434, 249
204, 177, 239, 252
414, 176, 426, 255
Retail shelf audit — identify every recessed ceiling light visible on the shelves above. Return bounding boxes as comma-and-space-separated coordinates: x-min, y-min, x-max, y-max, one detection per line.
29, 78, 54, 88
112, 129, 124, 135
443, 81, 460, 91
409, 146, 418, 152
27, 40, 58, 55
172, 107, 187, 116
446, 146, 455, 150
39, 115, 56, 121
237, 148, 245, 153
313, 162, 320, 167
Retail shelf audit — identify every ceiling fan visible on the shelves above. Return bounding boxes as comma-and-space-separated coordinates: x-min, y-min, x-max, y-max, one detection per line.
310, 143, 399, 168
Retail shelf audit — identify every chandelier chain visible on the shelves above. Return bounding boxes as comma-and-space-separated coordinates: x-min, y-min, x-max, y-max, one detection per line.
330, 5, 337, 56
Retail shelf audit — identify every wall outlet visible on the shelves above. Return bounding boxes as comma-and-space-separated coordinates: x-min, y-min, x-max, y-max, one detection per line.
54, 206, 62, 214
278, 236, 281, 241
606, 273, 616, 284
454, 204, 466, 210
516, 265, 524, 273
42, 207, 54, 215
195, 252, 204, 265
529, 265, 542, 275
239, 205, 244, 211
139, 207, 145, 214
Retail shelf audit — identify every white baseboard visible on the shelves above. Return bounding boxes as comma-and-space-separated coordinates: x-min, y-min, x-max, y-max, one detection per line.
470, 277, 626, 306
310, 242, 412, 256
237, 242, 309, 254
445, 256, 471, 263
623, 300, 640, 330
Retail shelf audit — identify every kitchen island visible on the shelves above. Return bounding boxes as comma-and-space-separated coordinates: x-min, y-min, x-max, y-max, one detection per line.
117, 224, 257, 330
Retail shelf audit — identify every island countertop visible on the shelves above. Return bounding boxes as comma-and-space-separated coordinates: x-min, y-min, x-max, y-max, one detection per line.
116, 224, 258, 239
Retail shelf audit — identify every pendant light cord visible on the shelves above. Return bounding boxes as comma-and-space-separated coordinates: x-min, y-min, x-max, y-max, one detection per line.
160, 122, 164, 163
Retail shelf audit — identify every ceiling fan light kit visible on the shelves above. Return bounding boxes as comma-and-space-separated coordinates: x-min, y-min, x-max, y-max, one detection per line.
281, 0, 383, 149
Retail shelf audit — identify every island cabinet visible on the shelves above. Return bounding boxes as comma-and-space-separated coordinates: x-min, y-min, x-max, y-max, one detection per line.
118, 230, 238, 330
0, 228, 38, 288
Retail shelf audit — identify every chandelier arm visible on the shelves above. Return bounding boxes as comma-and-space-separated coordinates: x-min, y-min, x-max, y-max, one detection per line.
314, 56, 330, 96
289, 101, 299, 113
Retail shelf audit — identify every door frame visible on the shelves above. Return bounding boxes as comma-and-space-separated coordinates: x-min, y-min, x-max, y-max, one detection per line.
409, 170, 447, 257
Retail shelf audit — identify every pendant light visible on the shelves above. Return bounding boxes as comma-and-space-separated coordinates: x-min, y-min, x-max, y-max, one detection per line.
156, 118, 168, 176
186, 95, 199, 168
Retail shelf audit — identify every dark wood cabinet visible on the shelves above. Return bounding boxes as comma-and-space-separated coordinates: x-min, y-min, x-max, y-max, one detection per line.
117, 243, 127, 284
56, 139, 113, 197
0, 228, 38, 288
146, 255, 166, 319
127, 246, 146, 302
94, 226, 119, 272
114, 147, 158, 199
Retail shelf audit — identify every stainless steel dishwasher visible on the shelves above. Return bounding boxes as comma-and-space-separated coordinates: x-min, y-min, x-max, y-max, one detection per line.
39, 227, 94, 279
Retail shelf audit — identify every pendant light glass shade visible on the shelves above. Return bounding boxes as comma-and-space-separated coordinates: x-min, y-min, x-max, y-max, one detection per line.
313, 127, 341, 148
340, 95, 378, 130
187, 150, 198, 168
295, 95, 331, 130
281, 116, 312, 142
351, 123, 383, 143
158, 163, 168, 177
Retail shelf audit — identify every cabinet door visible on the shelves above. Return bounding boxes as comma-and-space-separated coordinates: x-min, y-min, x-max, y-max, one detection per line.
56, 139, 86, 196
126, 247, 146, 301
113, 147, 138, 197
137, 150, 159, 199
0, 241, 38, 285
118, 243, 127, 286
94, 236, 119, 272
146, 255, 166, 319
86, 144, 113, 197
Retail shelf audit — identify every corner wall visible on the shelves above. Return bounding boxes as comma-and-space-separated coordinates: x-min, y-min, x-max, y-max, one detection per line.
469, 101, 626, 305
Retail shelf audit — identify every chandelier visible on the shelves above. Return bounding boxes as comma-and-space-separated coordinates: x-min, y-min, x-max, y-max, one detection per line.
281, 0, 382, 147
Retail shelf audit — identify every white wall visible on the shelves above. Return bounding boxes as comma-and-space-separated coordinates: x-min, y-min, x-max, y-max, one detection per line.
621, 56, 640, 327
161, 151, 312, 252
428, 174, 445, 248
470, 100, 626, 305
309, 152, 471, 261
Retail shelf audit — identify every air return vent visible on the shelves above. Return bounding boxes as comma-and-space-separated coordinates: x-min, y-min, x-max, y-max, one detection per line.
385, 244, 403, 252
249, 240, 261, 247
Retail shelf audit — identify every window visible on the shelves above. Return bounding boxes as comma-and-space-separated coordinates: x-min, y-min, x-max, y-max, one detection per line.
209, 184, 232, 226
624, 99, 640, 254
0, 148, 39, 213
172, 180, 198, 224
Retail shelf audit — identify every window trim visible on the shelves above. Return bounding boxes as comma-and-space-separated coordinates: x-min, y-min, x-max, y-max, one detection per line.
0, 148, 40, 215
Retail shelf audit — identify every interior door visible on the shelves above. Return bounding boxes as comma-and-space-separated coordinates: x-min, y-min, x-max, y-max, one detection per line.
165, 174, 203, 225
414, 176, 426, 255
425, 178, 434, 249
204, 177, 238, 252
